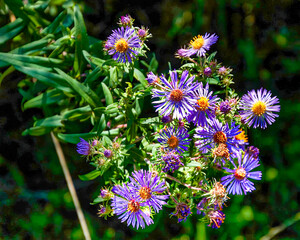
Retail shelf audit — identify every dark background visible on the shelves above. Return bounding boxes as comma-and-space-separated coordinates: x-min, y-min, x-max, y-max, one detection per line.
1, 0, 300, 239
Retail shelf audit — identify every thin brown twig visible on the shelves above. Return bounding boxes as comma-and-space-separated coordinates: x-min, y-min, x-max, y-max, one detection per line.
51, 132, 91, 240
260, 212, 300, 240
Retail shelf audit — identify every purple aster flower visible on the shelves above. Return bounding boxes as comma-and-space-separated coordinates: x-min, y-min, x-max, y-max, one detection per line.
152, 70, 199, 120
194, 118, 241, 154
218, 66, 227, 75
172, 203, 192, 223
104, 149, 113, 158
208, 210, 225, 228
204, 67, 212, 76
157, 127, 191, 153
161, 115, 172, 124
106, 26, 141, 63
187, 82, 219, 126
245, 146, 260, 159
221, 151, 262, 195
100, 188, 112, 199
146, 72, 160, 85
111, 184, 153, 229
118, 14, 133, 26
161, 151, 184, 173
219, 100, 231, 114
137, 26, 150, 39
76, 138, 91, 155
129, 170, 169, 213
180, 33, 218, 57
239, 88, 280, 129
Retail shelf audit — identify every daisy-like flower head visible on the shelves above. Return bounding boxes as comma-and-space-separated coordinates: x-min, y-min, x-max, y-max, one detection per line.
239, 88, 280, 129
161, 151, 184, 173
207, 210, 225, 229
129, 170, 169, 213
76, 138, 91, 156
111, 184, 153, 229
182, 33, 219, 58
221, 151, 262, 195
106, 26, 141, 63
152, 70, 200, 120
172, 203, 192, 223
187, 82, 219, 127
157, 126, 191, 153
194, 118, 241, 154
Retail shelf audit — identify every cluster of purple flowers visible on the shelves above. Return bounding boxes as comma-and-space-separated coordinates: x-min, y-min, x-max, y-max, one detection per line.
147, 31, 280, 226
77, 14, 281, 230
111, 170, 169, 229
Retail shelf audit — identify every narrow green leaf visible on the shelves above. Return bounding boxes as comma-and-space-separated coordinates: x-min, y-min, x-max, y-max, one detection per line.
97, 114, 106, 135
0, 52, 68, 68
34, 115, 63, 128
101, 82, 113, 105
91, 197, 105, 205
186, 161, 203, 167
0, 66, 15, 86
0, 18, 25, 44
207, 78, 219, 85
73, 5, 88, 74
84, 66, 102, 84
207, 51, 217, 62
78, 169, 101, 181
100, 129, 119, 137
109, 67, 118, 86
14, 65, 73, 93
42, 10, 67, 34
23, 89, 66, 110
10, 34, 54, 55
62, 105, 92, 121
134, 68, 147, 86
55, 68, 100, 108
149, 53, 158, 72
22, 126, 49, 136
57, 132, 97, 144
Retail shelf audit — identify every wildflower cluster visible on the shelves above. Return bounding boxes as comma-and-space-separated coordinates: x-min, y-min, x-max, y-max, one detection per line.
76, 15, 280, 230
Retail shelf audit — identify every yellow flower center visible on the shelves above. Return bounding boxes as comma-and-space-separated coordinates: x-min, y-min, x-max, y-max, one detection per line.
213, 131, 227, 144
170, 89, 183, 102
234, 168, 246, 180
190, 35, 204, 49
139, 187, 152, 200
251, 101, 266, 116
235, 130, 248, 142
127, 199, 140, 213
197, 97, 209, 111
167, 135, 179, 149
115, 38, 129, 53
